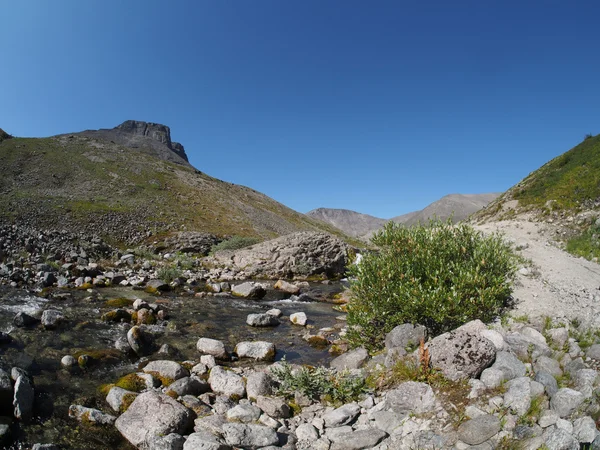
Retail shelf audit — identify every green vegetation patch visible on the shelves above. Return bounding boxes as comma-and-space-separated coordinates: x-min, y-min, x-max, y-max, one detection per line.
566, 221, 600, 261
270, 360, 370, 406
211, 235, 261, 253
512, 134, 600, 211
347, 220, 517, 351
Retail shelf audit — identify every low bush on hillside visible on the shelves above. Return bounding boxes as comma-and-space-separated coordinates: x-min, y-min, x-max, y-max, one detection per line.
346, 220, 517, 351
210, 236, 260, 253
566, 221, 600, 261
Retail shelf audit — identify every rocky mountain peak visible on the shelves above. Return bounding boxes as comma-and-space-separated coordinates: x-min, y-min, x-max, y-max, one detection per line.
114, 120, 188, 162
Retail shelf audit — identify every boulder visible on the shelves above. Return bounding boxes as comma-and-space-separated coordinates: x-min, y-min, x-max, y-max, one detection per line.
147, 433, 186, 450
183, 431, 230, 450
550, 388, 585, 418
323, 403, 361, 428
330, 347, 369, 371
534, 355, 562, 378
427, 329, 496, 381
329, 428, 388, 450
127, 325, 152, 356
214, 232, 349, 279
231, 282, 266, 299
256, 395, 291, 419
542, 427, 579, 450
246, 313, 279, 327
197, 338, 228, 360
166, 377, 210, 397
491, 351, 527, 381
13, 376, 34, 422
143, 360, 189, 383
290, 312, 308, 326
69, 405, 116, 425
146, 279, 170, 291
235, 341, 276, 362
208, 366, 246, 398
41, 309, 64, 329
384, 381, 436, 414
535, 370, 559, 397
13, 312, 38, 327
115, 391, 193, 447
106, 387, 138, 413
274, 279, 300, 294
457, 414, 501, 445
246, 372, 275, 399
226, 404, 262, 423
504, 377, 531, 416
222, 423, 279, 449
385, 324, 427, 351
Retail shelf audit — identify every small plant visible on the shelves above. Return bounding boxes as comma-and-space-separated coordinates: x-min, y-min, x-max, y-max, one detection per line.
210, 236, 260, 254
270, 360, 369, 405
346, 220, 517, 350
518, 395, 544, 426
566, 222, 600, 261
157, 266, 182, 283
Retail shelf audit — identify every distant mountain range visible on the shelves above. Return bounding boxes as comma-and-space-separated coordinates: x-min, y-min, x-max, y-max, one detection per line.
307, 193, 500, 238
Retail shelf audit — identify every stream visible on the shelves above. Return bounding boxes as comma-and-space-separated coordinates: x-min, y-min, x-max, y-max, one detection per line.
0, 282, 347, 449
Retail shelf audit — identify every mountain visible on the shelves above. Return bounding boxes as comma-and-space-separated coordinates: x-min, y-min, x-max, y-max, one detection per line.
306, 208, 387, 238
0, 121, 351, 245
308, 193, 499, 238
391, 193, 501, 227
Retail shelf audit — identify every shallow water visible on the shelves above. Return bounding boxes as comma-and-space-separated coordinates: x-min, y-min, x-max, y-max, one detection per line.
0, 283, 346, 449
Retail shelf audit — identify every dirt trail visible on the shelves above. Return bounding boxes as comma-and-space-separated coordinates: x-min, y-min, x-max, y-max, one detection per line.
476, 218, 600, 327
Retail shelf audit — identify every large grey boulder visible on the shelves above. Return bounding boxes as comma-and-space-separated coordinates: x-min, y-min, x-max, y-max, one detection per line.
385, 324, 427, 351
143, 360, 189, 383
535, 370, 559, 397
330, 347, 369, 371
231, 282, 266, 299
222, 423, 279, 449
329, 428, 388, 450
127, 325, 152, 356
214, 232, 349, 279
492, 351, 527, 380
543, 427, 579, 450
504, 377, 532, 416
13, 376, 34, 422
208, 366, 246, 398
246, 313, 279, 327
256, 395, 291, 419
246, 372, 275, 400
427, 329, 496, 381
505, 332, 552, 360
226, 404, 262, 423
573, 416, 598, 443
235, 341, 276, 362
323, 403, 361, 428
147, 433, 186, 450
384, 382, 436, 414
115, 391, 193, 448
457, 414, 501, 445
166, 377, 210, 397
550, 388, 585, 418
197, 338, 228, 360
41, 309, 64, 329
535, 355, 563, 378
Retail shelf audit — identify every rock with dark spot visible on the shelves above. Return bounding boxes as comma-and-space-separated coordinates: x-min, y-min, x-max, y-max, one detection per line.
428, 329, 496, 381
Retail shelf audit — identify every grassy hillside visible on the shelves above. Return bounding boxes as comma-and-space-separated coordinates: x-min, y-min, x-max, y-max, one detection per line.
512, 134, 600, 211
0, 134, 352, 246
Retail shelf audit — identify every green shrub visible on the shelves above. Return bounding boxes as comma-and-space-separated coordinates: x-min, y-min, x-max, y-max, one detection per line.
346, 220, 517, 350
270, 360, 369, 405
156, 266, 182, 283
211, 236, 260, 253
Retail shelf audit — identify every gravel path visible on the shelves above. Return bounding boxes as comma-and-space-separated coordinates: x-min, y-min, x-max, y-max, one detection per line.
476, 218, 600, 327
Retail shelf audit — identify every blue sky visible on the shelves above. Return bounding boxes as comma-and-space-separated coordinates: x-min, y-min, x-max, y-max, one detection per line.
1, 1, 599, 218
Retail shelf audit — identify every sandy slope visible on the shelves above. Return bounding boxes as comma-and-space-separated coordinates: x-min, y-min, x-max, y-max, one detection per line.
476, 218, 600, 327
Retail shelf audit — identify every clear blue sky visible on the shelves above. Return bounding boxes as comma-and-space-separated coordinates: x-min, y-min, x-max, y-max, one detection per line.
1, 1, 599, 218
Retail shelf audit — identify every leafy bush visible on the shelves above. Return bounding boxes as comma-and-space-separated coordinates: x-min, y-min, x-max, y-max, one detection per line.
211, 236, 260, 253
346, 220, 517, 350
270, 360, 369, 405
156, 266, 182, 283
